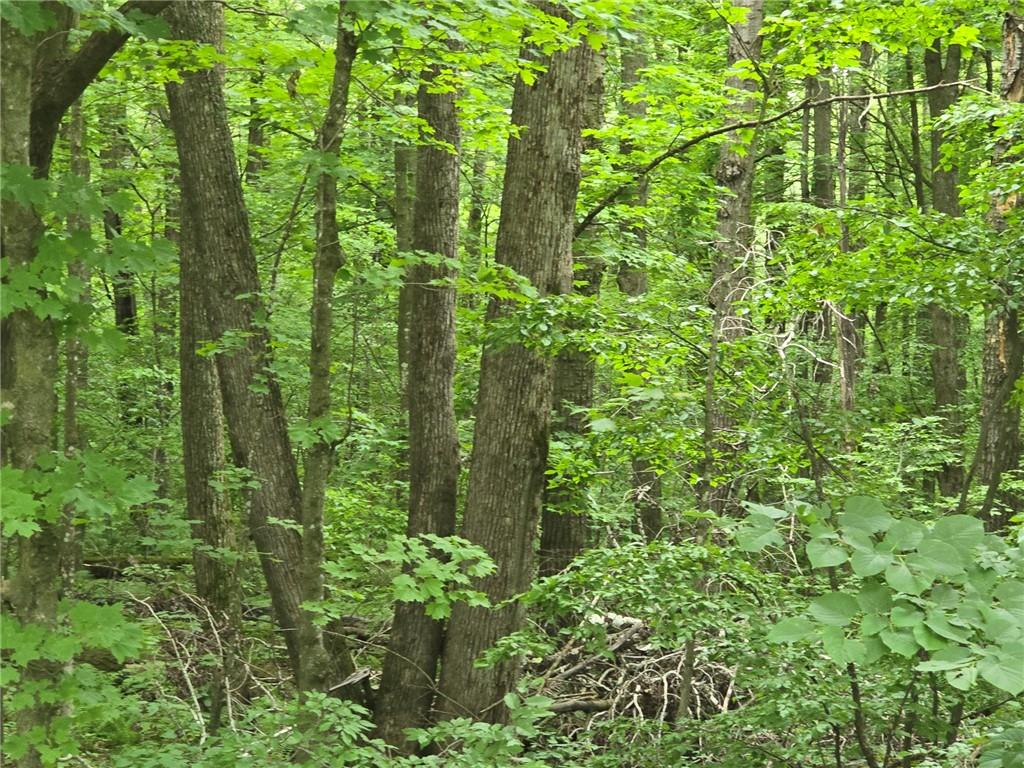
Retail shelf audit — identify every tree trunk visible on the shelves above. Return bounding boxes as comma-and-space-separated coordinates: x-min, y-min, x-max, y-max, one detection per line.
977, 14, 1024, 529
61, 100, 91, 593
376, 52, 462, 749
179, 193, 241, 730
702, 0, 764, 516
1, 20, 61, 768
100, 100, 139, 336
614, 43, 664, 539
436, 6, 595, 723
924, 39, 966, 497
299, 0, 358, 697
164, 0, 357, 697
539, 49, 605, 572
395, 88, 417, 407
465, 151, 488, 262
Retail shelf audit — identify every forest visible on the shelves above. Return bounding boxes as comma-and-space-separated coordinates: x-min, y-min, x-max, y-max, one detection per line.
1, 0, 1023, 765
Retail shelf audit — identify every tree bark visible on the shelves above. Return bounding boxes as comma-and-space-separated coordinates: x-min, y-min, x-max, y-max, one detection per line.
702, 0, 764, 516
299, 0, 358, 696
436, 6, 595, 723
539, 49, 605, 572
376, 51, 462, 749
924, 39, 966, 497
164, 0, 357, 696
977, 14, 1024, 529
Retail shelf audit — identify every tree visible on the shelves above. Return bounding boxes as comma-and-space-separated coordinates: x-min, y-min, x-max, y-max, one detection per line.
375, 45, 462, 748
436, 4, 597, 722
164, 0, 358, 697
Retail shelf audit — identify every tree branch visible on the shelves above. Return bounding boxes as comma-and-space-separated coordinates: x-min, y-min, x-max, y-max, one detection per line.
574, 80, 977, 239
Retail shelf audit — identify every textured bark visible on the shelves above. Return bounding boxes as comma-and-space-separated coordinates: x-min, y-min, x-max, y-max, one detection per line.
179, 197, 240, 731
924, 39, 966, 497
977, 14, 1024, 529
376, 55, 462, 749
702, 0, 764, 516
539, 50, 605, 572
164, 0, 356, 695
299, 0, 358, 696
2, 5, 168, 761
436, 8, 595, 722
2, 19, 61, 768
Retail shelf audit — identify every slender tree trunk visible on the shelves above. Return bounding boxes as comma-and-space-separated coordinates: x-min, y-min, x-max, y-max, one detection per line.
165, 0, 358, 697
977, 14, 1024, 529
101, 101, 139, 336
539, 50, 605, 572
436, 5, 596, 723
395, 88, 417, 407
702, 0, 764, 516
298, 0, 358, 698
465, 151, 488, 263
614, 43, 664, 539
924, 39, 966, 497
61, 100, 90, 592
376, 51, 462, 749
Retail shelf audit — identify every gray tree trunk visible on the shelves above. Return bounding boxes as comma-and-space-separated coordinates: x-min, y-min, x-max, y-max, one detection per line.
436, 5, 596, 722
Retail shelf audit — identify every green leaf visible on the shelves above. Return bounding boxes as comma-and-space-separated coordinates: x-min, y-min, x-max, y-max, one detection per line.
589, 418, 616, 433
809, 593, 859, 627
840, 496, 893, 533
978, 643, 1024, 695
821, 626, 864, 665
856, 580, 892, 613
807, 539, 848, 568
768, 617, 815, 643
924, 611, 971, 643
912, 623, 947, 652
851, 548, 892, 577
886, 562, 929, 595
916, 647, 973, 673
909, 539, 966, 578
929, 515, 985, 551
891, 603, 923, 628
880, 628, 918, 657
861, 613, 887, 636
883, 519, 927, 552
995, 580, 1024, 624
945, 664, 978, 691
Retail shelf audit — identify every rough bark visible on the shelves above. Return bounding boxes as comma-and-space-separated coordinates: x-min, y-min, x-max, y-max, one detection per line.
2, 19, 61, 768
702, 0, 764, 516
436, 7, 595, 723
299, 0, 358, 696
164, 0, 356, 696
179, 195, 241, 731
977, 13, 1024, 529
376, 53, 462, 749
539, 49, 605, 572
924, 39, 966, 497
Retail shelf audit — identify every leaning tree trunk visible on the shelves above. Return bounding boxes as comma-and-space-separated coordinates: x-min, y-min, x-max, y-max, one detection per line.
164, 0, 357, 696
702, 0, 764, 516
375, 50, 462, 749
924, 39, 966, 498
436, 4, 596, 723
977, 14, 1023, 529
539, 49, 605, 574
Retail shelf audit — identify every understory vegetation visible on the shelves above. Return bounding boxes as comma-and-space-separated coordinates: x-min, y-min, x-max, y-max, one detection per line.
1, 0, 1022, 766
